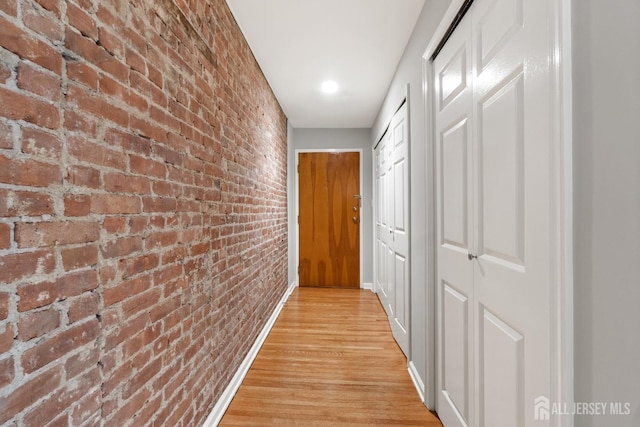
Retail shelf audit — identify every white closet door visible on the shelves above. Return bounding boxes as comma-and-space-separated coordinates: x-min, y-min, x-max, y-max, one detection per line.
389, 103, 410, 356
435, 0, 556, 426
434, 12, 474, 427
376, 131, 392, 318
374, 103, 410, 357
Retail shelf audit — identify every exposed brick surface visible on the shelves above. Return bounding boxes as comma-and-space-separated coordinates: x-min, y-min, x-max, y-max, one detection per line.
0, 0, 288, 425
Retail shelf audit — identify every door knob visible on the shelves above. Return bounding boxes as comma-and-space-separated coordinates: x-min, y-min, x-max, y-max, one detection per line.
468, 253, 477, 260
352, 217, 358, 223
352, 207, 357, 212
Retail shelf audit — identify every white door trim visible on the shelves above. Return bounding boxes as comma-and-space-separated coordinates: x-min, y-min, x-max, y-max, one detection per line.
422, 0, 574, 424
294, 148, 365, 288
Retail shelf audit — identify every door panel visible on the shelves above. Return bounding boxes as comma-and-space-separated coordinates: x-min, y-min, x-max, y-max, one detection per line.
443, 283, 470, 423
480, 307, 524, 427
477, 70, 525, 266
435, 10, 474, 427
373, 102, 410, 357
298, 152, 360, 287
390, 103, 410, 355
435, 0, 556, 426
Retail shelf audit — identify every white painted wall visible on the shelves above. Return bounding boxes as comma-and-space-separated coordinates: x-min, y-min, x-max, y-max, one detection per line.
572, 1, 640, 426
371, 0, 452, 409
290, 128, 373, 286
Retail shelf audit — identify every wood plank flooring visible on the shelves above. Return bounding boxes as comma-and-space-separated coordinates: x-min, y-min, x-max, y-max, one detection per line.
220, 287, 442, 426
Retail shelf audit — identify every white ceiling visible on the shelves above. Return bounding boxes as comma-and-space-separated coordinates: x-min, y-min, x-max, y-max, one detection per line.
225, 0, 425, 129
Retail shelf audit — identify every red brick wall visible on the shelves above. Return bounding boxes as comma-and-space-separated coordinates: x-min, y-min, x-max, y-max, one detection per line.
0, 0, 289, 424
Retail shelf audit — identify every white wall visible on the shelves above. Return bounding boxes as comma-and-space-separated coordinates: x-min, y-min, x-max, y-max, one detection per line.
572, 1, 640, 426
290, 128, 373, 286
371, 0, 452, 408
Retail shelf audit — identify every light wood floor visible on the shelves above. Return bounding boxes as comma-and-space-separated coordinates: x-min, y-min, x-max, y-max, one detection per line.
220, 287, 442, 426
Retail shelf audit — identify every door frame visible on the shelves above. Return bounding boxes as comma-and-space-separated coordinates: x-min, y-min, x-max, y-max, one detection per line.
295, 149, 365, 288
422, 0, 574, 421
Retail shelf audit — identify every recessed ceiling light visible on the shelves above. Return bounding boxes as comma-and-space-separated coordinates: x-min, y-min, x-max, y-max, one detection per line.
321, 80, 338, 94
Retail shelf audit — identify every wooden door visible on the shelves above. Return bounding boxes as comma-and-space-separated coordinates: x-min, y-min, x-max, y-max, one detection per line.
434, 0, 558, 426
298, 152, 360, 288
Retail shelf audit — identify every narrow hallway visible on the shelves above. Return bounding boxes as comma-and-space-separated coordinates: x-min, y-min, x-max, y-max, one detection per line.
220, 288, 442, 426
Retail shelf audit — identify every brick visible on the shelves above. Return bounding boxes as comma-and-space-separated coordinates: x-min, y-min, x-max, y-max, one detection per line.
149, 296, 180, 323
66, 2, 98, 40
64, 109, 97, 136
118, 254, 159, 279
67, 165, 101, 189
17, 63, 62, 103
0, 250, 55, 283
142, 196, 177, 213
122, 357, 161, 399
146, 230, 178, 249
56, 270, 99, 299
0, 292, 8, 320
35, 0, 61, 17
23, 2, 64, 41
0, 324, 12, 353
65, 346, 99, 379
0, 357, 14, 388
107, 388, 151, 426
64, 194, 91, 216
67, 134, 127, 170
16, 221, 99, 248
104, 128, 151, 155
21, 127, 62, 159
0, 223, 9, 249
17, 270, 98, 311
71, 389, 101, 425
17, 281, 56, 311
0, 0, 17, 16
21, 319, 99, 373
0, 188, 54, 217
0, 86, 59, 130
66, 62, 99, 90
103, 275, 150, 306
125, 47, 146, 75
103, 217, 126, 234
0, 120, 13, 149
0, 62, 11, 85
67, 292, 99, 323
96, 26, 124, 59
0, 154, 62, 187
103, 172, 150, 195
65, 28, 128, 83
0, 366, 62, 424
104, 313, 146, 351
130, 155, 166, 178
23, 367, 99, 427
101, 236, 142, 259
0, 18, 62, 74
18, 307, 60, 341
121, 288, 160, 318
66, 84, 128, 127
90, 194, 141, 214
61, 244, 98, 271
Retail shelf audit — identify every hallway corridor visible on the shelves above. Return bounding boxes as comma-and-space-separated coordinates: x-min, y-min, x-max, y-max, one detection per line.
220, 288, 442, 426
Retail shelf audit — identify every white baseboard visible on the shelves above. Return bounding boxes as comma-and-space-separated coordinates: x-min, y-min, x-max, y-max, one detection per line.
408, 360, 426, 404
362, 282, 374, 292
202, 281, 296, 427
